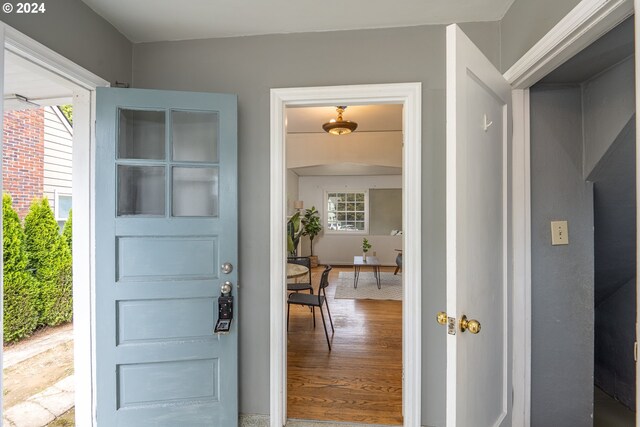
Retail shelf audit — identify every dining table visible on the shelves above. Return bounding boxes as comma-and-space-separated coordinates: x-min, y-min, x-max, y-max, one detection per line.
287, 262, 309, 279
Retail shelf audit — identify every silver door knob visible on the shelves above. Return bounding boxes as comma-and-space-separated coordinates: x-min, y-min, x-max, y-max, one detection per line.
221, 281, 232, 295
221, 262, 233, 274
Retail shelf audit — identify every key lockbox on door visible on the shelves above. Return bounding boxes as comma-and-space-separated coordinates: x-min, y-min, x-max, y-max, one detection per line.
214, 290, 233, 335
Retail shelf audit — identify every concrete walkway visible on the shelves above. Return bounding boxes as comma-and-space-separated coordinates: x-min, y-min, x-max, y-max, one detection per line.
3, 376, 74, 427
3, 325, 75, 427
4, 325, 73, 369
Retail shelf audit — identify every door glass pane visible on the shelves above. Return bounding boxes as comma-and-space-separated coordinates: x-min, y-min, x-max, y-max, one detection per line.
172, 167, 219, 217
172, 111, 219, 162
117, 166, 165, 216
118, 109, 166, 160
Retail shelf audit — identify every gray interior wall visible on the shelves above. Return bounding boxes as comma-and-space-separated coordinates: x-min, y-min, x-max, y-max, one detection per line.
132, 23, 500, 425
369, 188, 402, 235
595, 278, 636, 409
530, 86, 595, 426
500, 0, 581, 72
1, 0, 132, 85
591, 116, 636, 409
583, 56, 636, 179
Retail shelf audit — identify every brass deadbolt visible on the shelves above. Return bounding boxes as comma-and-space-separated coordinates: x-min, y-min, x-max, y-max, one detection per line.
459, 315, 481, 334
437, 311, 448, 325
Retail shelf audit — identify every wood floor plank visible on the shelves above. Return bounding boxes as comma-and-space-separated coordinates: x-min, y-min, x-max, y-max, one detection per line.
287, 266, 403, 425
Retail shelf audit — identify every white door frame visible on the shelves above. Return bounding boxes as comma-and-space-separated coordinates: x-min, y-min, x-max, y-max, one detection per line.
269, 83, 422, 427
504, 0, 634, 425
0, 22, 108, 426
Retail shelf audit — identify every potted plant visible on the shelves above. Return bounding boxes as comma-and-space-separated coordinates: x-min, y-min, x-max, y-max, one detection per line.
362, 237, 372, 262
301, 206, 322, 267
287, 211, 303, 256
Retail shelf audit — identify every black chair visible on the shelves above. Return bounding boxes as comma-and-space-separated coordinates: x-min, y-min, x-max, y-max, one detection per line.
287, 256, 313, 294
287, 265, 334, 350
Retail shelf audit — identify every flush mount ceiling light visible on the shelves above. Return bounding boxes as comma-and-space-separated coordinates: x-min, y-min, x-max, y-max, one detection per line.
322, 106, 358, 135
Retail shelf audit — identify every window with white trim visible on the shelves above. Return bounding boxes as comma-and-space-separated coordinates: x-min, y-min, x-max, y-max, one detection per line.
55, 191, 72, 221
326, 191, 368, 233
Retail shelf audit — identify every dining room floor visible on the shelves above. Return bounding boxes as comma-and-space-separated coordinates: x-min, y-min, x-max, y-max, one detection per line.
286, 266, 403, 425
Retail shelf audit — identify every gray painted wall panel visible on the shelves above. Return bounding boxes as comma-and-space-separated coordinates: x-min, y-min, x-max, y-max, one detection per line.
1, 0, 132, 84
459, 21, 502, 70
500, 0, 581, 72
592, 116, 636, 410
530, 86, 594, 426
131, 23, 505, 423
595, 277, 636, 410
583, 56, 636, 179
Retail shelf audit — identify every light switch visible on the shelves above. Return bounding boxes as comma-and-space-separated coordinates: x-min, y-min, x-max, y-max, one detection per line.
551, 220, 569, 245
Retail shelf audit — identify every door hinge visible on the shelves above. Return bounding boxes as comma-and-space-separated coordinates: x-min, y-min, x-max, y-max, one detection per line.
634, 341, 638, 362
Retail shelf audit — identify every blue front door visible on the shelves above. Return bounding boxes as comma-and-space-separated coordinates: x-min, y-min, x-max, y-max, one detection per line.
95, 88, 238, 426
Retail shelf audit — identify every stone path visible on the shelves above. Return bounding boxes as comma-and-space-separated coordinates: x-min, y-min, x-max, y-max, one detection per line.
3, 325, 75, 427
3, 376, 74, 427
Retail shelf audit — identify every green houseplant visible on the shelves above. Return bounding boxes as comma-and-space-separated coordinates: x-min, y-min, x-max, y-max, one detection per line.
287, 211, 303, 256
301, 206, 322, 267
362, 237, 372, 262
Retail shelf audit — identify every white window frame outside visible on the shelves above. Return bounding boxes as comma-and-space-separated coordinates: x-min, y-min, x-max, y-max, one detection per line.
324, 189, 368, 235
55, 189, 72, 221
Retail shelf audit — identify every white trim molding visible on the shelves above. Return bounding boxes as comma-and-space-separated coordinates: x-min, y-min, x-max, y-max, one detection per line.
269, 83, 422, 427
511, 89, 531, 427
504, 0, 633, 89
1, 22, 109, 90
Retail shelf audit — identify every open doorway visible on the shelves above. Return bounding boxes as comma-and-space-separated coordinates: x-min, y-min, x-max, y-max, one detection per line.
2, 49, 77, 426
0, 25, 108, 426
269, 83, 422, 427
285, 104, 403, 424
529, 16, 636, 426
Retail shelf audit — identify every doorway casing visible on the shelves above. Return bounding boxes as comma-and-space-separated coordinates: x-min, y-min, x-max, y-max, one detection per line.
269, 82, 422, 427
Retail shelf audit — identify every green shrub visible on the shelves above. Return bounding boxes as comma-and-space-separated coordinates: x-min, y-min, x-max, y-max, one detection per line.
3, 194, 38, 342
62, 209, 72, 253
24, 198, 73, 326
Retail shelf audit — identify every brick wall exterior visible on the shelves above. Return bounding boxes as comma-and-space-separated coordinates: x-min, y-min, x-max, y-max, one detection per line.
3, 108, 45, 218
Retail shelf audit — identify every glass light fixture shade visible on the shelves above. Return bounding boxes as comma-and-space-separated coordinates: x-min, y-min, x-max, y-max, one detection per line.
322, 106, 358, 135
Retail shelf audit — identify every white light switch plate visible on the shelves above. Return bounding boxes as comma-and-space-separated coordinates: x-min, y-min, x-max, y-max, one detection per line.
551, 220, 569, 245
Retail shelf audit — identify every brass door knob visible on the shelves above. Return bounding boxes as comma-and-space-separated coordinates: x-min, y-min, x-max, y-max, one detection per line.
437, 311, 448, 325
459, 315, 481, 334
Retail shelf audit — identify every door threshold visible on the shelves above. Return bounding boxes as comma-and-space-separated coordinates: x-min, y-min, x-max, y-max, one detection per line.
287, 419, 400, 427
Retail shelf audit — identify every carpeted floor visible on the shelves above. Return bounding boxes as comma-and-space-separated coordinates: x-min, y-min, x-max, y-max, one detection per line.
333, 271, 402, 301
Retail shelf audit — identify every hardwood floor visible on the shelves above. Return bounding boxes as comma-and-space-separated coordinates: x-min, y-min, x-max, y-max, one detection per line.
287, 266, 403, 425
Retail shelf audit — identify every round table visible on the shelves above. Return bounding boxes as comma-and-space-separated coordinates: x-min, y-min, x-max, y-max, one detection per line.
287, 263, 309, 279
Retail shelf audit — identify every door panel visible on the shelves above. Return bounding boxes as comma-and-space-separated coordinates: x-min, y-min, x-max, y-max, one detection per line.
446, 24, 512, 427
96, 87, 238, 426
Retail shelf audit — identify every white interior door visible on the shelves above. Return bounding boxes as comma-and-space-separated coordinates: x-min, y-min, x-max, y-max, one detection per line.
445, 24, 513, 427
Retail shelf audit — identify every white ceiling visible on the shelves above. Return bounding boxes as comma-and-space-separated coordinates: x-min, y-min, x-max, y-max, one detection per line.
81, 0, 514, 43
4, 51, 74, 110
287, 104, 402, 176
287, 104, 402, 134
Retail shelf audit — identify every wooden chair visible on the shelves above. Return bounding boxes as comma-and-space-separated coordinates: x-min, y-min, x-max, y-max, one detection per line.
287, 265, 334, 350
287, 256, 313, 294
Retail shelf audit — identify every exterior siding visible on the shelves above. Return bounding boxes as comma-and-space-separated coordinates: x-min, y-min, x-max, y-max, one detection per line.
43, 106, 73, 218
